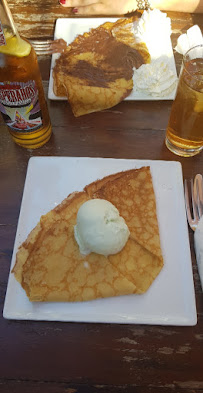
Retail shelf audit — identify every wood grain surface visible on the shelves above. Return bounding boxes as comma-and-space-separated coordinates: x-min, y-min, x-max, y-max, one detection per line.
0, 2, 203, 393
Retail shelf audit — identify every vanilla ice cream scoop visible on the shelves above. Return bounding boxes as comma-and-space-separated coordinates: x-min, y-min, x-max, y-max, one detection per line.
74, 199, 130, 256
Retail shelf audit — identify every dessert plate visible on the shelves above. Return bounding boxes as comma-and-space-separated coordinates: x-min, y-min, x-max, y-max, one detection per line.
3, 157, 197, 325
48, 17, 177, 101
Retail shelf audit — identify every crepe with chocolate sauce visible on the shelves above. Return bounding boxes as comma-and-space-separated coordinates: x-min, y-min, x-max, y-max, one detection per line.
12, 167, 163, 302
53, 16, 150, 116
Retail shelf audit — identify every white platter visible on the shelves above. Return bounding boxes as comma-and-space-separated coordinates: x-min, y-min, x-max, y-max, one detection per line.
3, 157, 197, 325
48, 18, 177, 102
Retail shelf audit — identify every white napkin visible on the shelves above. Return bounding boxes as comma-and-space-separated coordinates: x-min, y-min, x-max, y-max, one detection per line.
194, 215, 203, 290
175, 25, 203, 55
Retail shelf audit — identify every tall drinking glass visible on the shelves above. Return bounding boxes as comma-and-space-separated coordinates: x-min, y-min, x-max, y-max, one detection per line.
165, 45, 203, 157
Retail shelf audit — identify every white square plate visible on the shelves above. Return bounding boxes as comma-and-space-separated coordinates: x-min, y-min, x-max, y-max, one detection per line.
3, 157, 197, 325
48, 18, 177, 101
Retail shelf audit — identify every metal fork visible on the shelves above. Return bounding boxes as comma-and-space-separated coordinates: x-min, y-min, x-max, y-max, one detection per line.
29, 38, 67, 55
184, 174, 203, 231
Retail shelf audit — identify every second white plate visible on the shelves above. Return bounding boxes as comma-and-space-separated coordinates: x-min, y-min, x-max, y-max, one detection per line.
48, 18, 177, 101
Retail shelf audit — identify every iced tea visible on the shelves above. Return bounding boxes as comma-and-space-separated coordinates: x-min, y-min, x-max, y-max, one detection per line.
165, 45, 203, 157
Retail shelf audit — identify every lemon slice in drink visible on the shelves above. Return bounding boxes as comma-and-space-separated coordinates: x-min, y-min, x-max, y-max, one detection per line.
0, 35, 31, 57
194, 100, 203, 113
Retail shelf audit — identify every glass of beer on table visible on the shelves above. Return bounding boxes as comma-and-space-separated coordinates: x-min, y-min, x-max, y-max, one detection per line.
165, 45, 203, 157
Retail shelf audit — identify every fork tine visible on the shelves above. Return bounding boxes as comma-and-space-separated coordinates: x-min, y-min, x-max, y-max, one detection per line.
31, 44, 52, 50
190, 178, 199, 222
29, 39, 53, 45
30, 42, 51, 46
184, 175, 203, 231
184, 179, 194, 229
28, 38, 67, 55
29, 39, 53, 55
32, 45, 52, 50
35, 51, 54, 55
194, 174, 203, 218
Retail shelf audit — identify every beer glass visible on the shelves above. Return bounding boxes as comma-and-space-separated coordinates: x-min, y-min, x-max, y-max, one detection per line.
165, 45, 203, 157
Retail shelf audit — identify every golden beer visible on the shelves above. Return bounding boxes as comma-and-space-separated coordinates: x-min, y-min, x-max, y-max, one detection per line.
165, 45, 203, 157
0, 0, 52, 149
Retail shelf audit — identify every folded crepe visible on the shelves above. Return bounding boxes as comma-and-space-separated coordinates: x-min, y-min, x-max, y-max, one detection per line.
12, 167, 163, 302
53, 16, 150, 117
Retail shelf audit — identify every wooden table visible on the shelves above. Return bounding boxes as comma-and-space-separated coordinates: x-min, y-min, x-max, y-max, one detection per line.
0, 3, 203, 392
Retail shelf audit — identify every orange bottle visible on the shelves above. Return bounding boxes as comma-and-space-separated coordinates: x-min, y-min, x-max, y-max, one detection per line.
0, 0, 52, 149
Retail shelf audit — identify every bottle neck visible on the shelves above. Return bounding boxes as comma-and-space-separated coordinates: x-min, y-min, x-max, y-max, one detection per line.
0, 0, 18, 44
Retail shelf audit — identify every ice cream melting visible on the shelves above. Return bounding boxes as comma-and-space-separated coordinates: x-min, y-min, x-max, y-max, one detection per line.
74, 199, 130, 256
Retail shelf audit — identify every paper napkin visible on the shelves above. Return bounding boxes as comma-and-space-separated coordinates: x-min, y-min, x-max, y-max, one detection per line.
175, 25, 203, 55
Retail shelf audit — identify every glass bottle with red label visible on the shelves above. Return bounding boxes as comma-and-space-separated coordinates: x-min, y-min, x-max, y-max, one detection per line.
0, 0, 52, 149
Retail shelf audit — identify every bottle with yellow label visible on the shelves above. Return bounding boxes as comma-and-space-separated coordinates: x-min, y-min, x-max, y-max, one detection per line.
0, 0, 52, 149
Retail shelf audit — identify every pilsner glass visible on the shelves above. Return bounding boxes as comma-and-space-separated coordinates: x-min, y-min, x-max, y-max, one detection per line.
165, 45, 203, 157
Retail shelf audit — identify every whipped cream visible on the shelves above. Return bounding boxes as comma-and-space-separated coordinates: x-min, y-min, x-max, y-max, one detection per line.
133, 58, 177, 97
131, 9, 177, 96
133, 9, 172, 59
